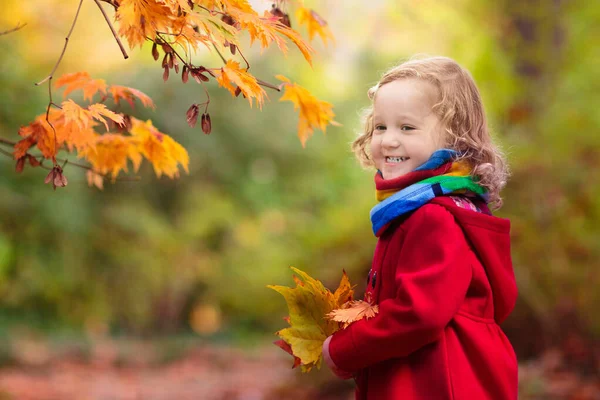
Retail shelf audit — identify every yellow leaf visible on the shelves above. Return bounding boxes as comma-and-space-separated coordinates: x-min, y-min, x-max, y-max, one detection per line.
268, 267, 355, 372
326, 300, 379, 329
215, 60, 267, 108
296, 7, 335, 46
63, 101, 124, 132
54, 72, 107, 101
129, 118, 189, 178
79, 133, 141, 180
333, 270, 355, 306
277, 77, 341, 146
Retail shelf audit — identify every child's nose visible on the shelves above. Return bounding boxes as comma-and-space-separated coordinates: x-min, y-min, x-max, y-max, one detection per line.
381, 131, 401, 148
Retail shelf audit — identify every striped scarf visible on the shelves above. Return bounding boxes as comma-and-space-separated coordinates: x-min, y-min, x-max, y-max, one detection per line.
370, 149, 488, 237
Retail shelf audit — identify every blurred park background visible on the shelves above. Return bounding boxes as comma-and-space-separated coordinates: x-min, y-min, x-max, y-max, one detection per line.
0, 0, 599, 398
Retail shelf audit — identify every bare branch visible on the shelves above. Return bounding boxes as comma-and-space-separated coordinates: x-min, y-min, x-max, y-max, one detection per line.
0, 22, 27, 36
0, 138, 17, 147
93, 0, 129, 59
35, 0, 85, 86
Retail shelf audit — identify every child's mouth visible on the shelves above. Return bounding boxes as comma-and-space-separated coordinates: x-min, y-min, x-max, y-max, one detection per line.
385, 156, 409, 163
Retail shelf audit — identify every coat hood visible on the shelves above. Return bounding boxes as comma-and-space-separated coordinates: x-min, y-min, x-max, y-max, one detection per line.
431, 197, 517, 324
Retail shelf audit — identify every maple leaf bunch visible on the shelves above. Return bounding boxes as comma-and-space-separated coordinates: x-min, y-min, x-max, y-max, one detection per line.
120, 0, 340, 145
11, 72, 189, 189
268, 268, 378, 372
1, 0, 339, 188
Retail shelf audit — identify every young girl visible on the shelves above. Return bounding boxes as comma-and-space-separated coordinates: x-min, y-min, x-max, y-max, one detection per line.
322, 56, 518, 399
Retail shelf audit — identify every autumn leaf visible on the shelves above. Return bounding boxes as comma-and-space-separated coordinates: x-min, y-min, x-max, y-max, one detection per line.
296, 7, 334, 45
215, 60, 267, 108
62, 100, 124, 131
268, 268, 354, 372
110, 85, 155, 109
276, 75, 341, 147
326, 300, 379, 329
54, 72, 107, 101
14, 120, 55, 159
129, 117, 189, 178
79, 133, 141, 180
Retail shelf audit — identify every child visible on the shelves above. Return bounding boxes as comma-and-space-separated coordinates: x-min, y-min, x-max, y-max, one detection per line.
322, 56, 518, 399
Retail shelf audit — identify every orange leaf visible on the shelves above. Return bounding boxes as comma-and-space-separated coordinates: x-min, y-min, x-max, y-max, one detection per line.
277, 76, 340, 146
326, 300, 379, 329
15, 120, 56, 159
62, 100, 124, 131
110, 85, 155, 109
54, 72, 107, 101
215, 60, 267, 108
296, 7, 335, 46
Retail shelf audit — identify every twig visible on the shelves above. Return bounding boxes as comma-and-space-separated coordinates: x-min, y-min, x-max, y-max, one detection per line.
0, 138, 16, 147
93, 0, 129, 59
0, 145, 141, 182
35, 0, 84, 86
212, 43, 228, 64
34, 0, 85, 164
0, 22, 27, 36
0, 147, 13, 158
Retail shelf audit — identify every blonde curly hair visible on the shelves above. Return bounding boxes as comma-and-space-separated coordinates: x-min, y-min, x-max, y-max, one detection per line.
352, 56, 509, 208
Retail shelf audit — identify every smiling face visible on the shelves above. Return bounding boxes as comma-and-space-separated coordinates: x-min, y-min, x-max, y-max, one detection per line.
370, 79, 445, 180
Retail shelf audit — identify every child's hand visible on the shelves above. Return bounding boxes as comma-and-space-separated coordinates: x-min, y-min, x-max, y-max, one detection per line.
323, 336, 353, 379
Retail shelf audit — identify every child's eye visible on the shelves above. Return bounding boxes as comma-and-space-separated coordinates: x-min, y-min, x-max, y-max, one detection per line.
374, 125, 386, 132
401, 126, 415, 131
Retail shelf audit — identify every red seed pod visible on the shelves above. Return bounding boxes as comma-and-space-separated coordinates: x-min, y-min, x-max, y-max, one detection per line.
230, 43, 236, 55
161, 53, 169, 68
201, 113, 212, 135
152, 42, 159, 61
27, 154, 41, 167
186, 104, 199, 128
163, 65, 169, 82
15, 157, 25, 173
234, 86, 242, 97
191, 69, 209, 83
173, 57, 179, 74
270, 6, 291, 28
182, 66, 189, 83
221, 14, 235, 26
161, 43, 173, 54
168, 53, 174, 69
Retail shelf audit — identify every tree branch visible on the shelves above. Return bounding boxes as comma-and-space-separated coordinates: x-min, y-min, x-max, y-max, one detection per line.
93, 0, 129, 59
0, 138, 17, 147
0, 22, 27, 36
35, 0, 84, 86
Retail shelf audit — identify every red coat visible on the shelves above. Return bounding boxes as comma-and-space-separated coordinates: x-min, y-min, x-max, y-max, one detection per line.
328, 196, 518, 400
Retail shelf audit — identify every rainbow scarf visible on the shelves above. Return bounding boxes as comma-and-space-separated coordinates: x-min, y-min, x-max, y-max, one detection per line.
370, 149, 488, 237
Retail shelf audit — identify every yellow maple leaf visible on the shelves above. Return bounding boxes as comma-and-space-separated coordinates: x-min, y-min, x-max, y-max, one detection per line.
62, 100, 124, 131
268, 268, 354, 372
296, 7, 334, 46
129, 117, 189, 178
54, 72, 107, 101
276, 75, 341, 147
79, 133, 141, 180
215, 60, 267, 108
326, 300, 379, 329
217, 1, 314, 65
